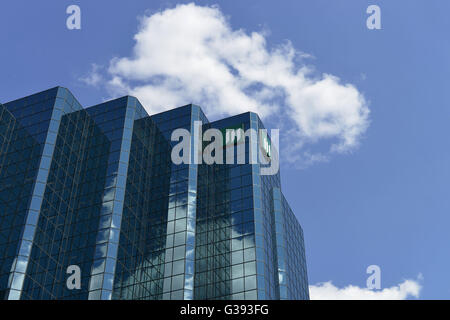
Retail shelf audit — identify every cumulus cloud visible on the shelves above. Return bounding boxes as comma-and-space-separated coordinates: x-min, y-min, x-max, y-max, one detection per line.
309, 278, 422, 300
85, 3, 370, 165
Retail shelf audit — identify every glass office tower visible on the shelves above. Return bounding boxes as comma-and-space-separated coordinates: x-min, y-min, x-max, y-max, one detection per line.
0, 87, 308, 300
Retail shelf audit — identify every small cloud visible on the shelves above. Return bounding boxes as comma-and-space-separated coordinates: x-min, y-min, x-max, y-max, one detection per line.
309, 277, 423, 300
80, 63, 104, 87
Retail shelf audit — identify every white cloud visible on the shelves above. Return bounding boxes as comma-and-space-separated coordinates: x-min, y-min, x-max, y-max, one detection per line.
309, 278, 422, 300
85, 3, 370, 165
80, 63, 104, 87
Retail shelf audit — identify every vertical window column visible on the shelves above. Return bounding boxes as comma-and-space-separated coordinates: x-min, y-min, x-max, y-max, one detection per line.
272, 188, 287, 299
88, 103, 135, 300
7, 99, 64, 300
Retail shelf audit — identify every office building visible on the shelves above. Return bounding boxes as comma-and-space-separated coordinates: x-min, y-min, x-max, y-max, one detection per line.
0, 87, 308, 300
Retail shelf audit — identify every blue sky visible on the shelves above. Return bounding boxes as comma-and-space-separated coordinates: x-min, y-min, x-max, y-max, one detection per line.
1, 0, 449, 299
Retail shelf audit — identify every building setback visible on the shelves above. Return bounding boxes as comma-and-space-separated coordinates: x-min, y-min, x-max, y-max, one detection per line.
0, 87, 309, 300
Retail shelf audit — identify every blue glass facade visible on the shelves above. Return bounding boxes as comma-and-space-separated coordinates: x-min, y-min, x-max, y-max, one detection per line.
0, 87, 308, 300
